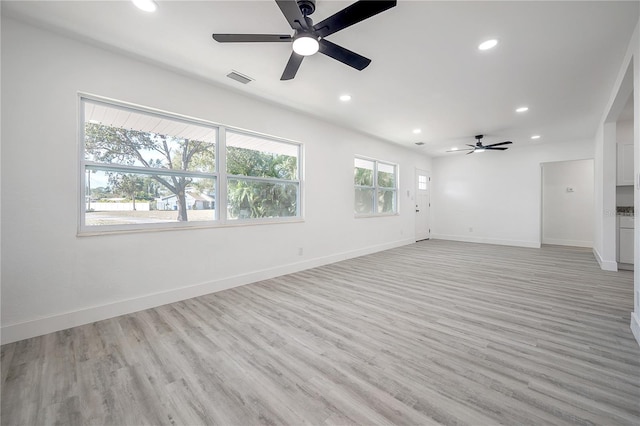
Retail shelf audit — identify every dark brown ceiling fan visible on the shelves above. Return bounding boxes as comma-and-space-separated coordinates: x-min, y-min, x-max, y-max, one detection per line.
447, 135, 513, 154
212, 0, 397, 80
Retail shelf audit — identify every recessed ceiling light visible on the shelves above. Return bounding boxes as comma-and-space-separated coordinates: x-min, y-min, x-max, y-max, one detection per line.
132, 0, 157, 12
413, 128, 422, 134
339, 94, 351, 102
478, 39, 498, 51
531, 135, 541, 140
516, 106, 529, 113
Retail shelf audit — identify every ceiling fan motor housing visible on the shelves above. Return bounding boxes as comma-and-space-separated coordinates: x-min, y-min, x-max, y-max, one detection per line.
297, 0, 315, 16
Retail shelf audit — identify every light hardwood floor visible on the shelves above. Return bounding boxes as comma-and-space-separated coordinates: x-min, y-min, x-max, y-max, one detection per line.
2, 240, 639, 425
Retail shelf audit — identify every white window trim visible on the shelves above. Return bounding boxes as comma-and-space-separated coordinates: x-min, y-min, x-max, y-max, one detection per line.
78, 93, 303, 235
354, 155, 399, 218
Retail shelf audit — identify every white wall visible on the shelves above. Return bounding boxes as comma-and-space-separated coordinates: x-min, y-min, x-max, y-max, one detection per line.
0, 17, 432, 343
431, 139, 593, 248
618, 119, 634, 144
541, 160, 594, 247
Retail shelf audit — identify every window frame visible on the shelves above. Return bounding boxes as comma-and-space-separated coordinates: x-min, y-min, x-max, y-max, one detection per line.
354, 156, 399, 218
78, 94, 303, 235
224, 128, 302, 223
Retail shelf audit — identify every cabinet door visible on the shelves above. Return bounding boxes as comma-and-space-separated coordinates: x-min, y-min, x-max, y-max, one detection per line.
617, 143, 634, 186
619, 227, 634, 264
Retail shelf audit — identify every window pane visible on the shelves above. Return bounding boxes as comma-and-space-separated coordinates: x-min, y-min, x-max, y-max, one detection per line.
354, 158, 374, 186
377, 163, 396, 188
227, 178, 298, 219
418, 175, 427, 191
84, 100, 216, 172
85, 168, 215, 226
377, 189, 397, 214
355, 188, 374, 214
227, 131, 298, 179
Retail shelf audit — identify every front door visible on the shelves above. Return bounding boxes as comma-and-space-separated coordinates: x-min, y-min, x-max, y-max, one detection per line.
415, 169, 430, 241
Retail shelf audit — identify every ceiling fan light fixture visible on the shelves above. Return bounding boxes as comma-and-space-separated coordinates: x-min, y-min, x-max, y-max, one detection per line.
478, 39, 498, 51
475, 148, 486, 153
132, 0, 157, 12
292, 33, 319, 56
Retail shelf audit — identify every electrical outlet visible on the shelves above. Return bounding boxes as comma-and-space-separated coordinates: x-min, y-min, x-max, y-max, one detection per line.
298, 247, 303, 256
469, 227, 473, 232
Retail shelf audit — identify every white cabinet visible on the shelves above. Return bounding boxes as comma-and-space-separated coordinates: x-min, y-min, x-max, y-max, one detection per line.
618, 215, 634, 266
617, 143, 634, 186
619, 228, 634, 264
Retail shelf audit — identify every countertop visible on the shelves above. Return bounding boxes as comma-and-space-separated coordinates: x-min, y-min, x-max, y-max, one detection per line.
617, 206, 634, 216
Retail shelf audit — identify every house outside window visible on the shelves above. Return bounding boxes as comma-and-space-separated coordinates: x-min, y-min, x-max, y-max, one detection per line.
354, 157, 398, 216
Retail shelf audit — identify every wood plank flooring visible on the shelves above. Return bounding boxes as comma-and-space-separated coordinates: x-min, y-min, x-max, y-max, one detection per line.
2, 240, 639, 425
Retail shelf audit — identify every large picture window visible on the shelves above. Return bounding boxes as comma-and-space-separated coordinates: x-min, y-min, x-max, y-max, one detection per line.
354, 157, 397, 216
80, 97, 301, 233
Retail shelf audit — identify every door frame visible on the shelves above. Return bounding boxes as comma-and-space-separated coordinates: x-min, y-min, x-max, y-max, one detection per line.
415, 168, 431, 241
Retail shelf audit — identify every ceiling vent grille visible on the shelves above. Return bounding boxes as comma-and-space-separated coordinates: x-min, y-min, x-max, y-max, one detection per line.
415, 142, 425, 146
226, 70, 253, 84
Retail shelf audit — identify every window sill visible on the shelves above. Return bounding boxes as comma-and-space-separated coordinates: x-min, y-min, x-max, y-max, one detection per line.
354, 213, 400, 219
77, 217, 305, 237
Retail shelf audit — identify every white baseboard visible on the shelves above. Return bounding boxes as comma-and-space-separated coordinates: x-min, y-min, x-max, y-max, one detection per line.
1, 238, 414, 344
593, 247, 618, 271
541, 238, 593, 248
430, 233, 540, 249
631, 312, 640, 348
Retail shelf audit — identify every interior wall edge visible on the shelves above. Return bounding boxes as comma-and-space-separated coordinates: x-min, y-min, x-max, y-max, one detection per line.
0, 237, 415, 345
430, 234, 540, 249
632, 312, 640, 347
593, 247, 618, 271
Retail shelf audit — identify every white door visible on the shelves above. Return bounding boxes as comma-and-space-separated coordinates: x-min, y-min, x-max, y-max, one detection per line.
415, 169, 430, 241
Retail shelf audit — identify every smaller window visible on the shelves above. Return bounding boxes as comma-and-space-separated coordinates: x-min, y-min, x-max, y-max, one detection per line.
354, 157, 398, 216
418, 175, 427, 191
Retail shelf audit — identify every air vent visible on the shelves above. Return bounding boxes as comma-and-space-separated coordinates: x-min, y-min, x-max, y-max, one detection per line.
226, 70, 253, 84
415, 142, 425, 146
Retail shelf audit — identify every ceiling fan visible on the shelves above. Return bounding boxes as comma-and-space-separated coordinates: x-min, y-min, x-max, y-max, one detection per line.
212, 0, 397, 80
447, 135, 513, 154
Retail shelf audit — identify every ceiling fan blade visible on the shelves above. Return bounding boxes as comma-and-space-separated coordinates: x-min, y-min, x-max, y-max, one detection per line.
465, 150, 475, 155
318, 39, 371, 70
212, 34, 292, 43
447, 148, 473, 152
466, 144, 476, 148
484, 141, 513, 148
275, 0, 307, 30
313, 0, 397, 38
485, 147, 509, 150
281, 52, 304, 80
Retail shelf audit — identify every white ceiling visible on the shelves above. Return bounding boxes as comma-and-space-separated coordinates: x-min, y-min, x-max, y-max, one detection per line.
3, 0, 638, 156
